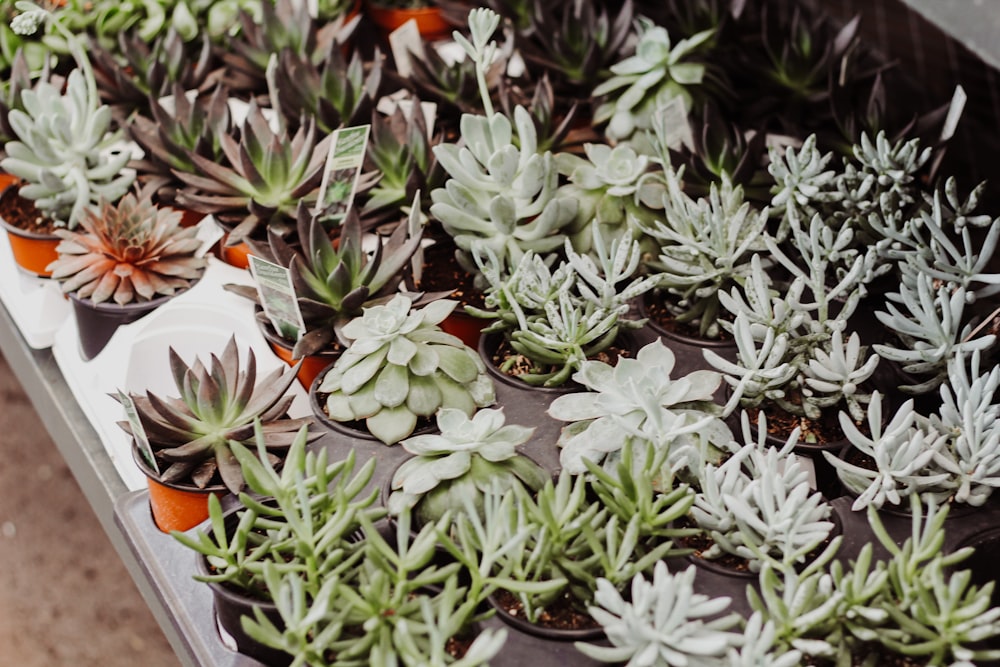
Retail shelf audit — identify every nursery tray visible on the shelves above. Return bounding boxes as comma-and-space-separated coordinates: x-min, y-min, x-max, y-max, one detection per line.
52, 256, 313, 492
0, 230, 71, 349
112, 364, 647, 667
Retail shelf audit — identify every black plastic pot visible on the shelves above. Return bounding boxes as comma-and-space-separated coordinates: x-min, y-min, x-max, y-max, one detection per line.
488, 590, 605, 642
68, 291, 177, 361
194, 511, 292, 667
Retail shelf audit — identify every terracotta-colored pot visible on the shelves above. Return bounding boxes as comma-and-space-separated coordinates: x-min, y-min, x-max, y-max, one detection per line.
258, 317, 341, 389
440, 309, 485, 349
0, 185, 62, 277
365, 3, 451, 40
132, 445, 225, 533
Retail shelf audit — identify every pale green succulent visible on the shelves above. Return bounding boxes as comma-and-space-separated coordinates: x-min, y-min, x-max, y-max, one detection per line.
318, 295, 496, 445
429, 106, 578, 282
641, 173, 771, 339
576, 562, 743, 667
547, 338, 728, 474
555, 142, 666, 251
1, 64, 133, 230
593, 17, 715, 142
387, 407, 547, 525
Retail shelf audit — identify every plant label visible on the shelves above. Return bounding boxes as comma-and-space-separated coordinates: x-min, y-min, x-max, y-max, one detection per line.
316, 124, 371, 224
119, 391, 158, 474
654, 98, 694, 151
389, 19, 425, 79
248, 256, 306, 341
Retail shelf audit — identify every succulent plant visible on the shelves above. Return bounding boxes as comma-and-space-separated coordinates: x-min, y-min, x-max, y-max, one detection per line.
0, 67, 134, 229
555, 141, 666, 251
47, 189, 207, 305
576, 562, 743, 667
470, 229, 655, 387
482, 471, 683, 624
362, 99, 443, 221
0, 46, 36, 157
173, 100, 333, 245
226, 204, 430, 357
220, 0, 356, 93
430, 106, 579, 280
592, 17, 717, 143
691, 412, 839, 572
513, 0, 634, 101
317, 294, 496, 445
641, 173, 771, 339
117, 336, 317, 494
126, 83, 233, 207
89, 27, 215, 120
387, 407, 548, 525
548, 338, 728, 474
271, 42, 381, 137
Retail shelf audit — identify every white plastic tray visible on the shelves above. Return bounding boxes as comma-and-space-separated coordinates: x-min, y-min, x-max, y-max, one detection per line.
52, 256, 312, 491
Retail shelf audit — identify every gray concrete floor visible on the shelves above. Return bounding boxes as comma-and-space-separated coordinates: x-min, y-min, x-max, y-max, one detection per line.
0, 350, 180, 667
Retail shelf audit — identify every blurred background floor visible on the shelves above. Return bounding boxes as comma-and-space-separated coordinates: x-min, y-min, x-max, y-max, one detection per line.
0, 350, 180, 667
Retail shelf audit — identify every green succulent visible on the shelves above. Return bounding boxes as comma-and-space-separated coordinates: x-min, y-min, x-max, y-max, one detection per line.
318, 294, 496, 445
173, 100, 333, 245
387, 407, 547, 525
117, 336, 318, 494
226, 204, 430, 357
592, 17, 716, 142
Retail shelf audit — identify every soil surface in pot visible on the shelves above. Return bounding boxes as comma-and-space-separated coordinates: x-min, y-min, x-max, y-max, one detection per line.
643, 293, 733, 342
746, 401, 865, 447
486, 336, 633, 385
493, 589, 599, 633
809, 644, 925, 667
0, 185, 60, 234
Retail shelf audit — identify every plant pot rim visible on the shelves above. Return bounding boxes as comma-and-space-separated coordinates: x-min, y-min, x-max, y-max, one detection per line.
0, 185, 61, 240
307, 361, 437, 442
488, 590, 605, 641
639, 291, 736, 349
131, 439, 228, 495
68, 289, 182, 313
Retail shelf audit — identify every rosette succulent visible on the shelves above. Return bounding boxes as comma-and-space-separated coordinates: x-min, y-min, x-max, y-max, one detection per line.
576, 562, 742, 667
548, 339, 728, 474
317, 294, 496, 445
2, 2, 134, 229
387, 407, 548, 525
47, 190, 207, 305
117, 336, 318, 494
592, 17, 716, 142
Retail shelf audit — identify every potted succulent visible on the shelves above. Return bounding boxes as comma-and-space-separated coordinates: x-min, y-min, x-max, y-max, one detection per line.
174, 425, 511, 666
469, 229, 656, 389
224, 204, 434, 388
312, 293, 496, 445
0, 1, 134, 276
547, 338, 729, 475
117, 335, 318, 532
386, 406, 548, 526
46, 188, 208, 359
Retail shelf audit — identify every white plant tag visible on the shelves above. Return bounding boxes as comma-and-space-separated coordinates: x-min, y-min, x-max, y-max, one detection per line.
119, 391, 157, 474
939, 85, 967, 143
248, 255, 306, 341
315, 124, 371, 224
408, 191, 424, 286
389, 19, 425, 79
654, 98, 694, 151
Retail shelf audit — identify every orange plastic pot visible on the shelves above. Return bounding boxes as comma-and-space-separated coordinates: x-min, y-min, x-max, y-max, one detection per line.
260, 318, 342, 389
440, 309, 485, 349
366, 3, 451, 40
132, 445, 224, 533
1, 219, 61, 277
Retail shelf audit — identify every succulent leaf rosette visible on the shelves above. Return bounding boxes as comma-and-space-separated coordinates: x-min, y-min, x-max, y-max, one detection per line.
548, 339, 729, 474
118, 336, 317, 494
48, 191, 207, 305
319, 294, 496, 445
387, 407, 548, 525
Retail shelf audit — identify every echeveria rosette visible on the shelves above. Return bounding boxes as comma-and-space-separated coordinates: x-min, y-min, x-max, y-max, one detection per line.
387, 407, 548, 525
555, 143, 666, 251
319, 295, 496, 445
548, 339, 730, 474
576, 562, 742, 667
